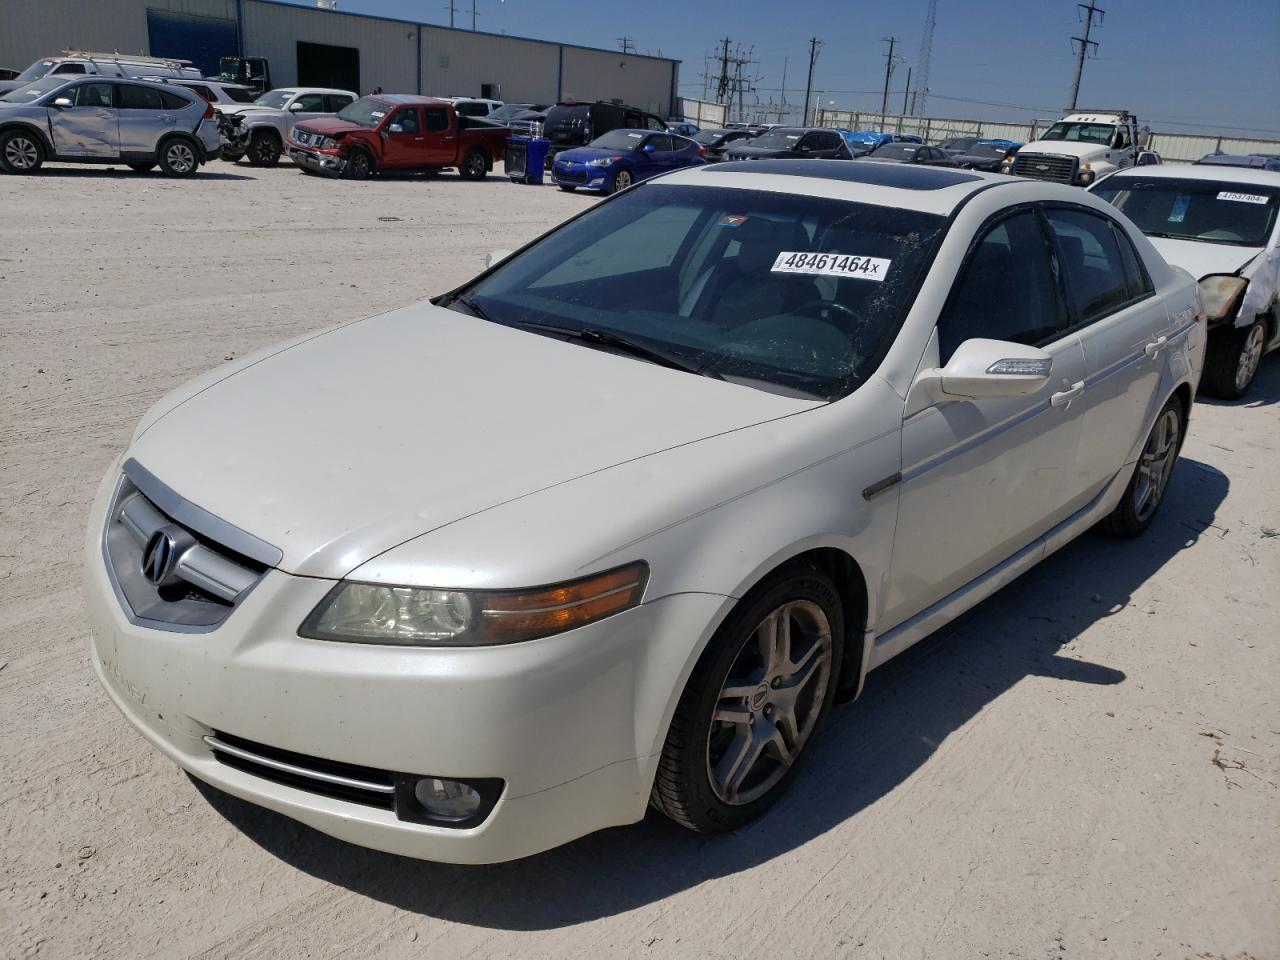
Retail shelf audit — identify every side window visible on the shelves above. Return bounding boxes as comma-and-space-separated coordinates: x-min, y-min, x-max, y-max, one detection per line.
647, 134, 673, 152
325, 94, 353, 112
646, 115, 666, 131
1044, 208, 1135, 324
455, 101, 484, 117
293, 93, 325, 112
624, 112, 641, 129
424, 107, 449, 132
157, 90, 191, 110
389, 107, 419, 133
1110, 221, 1153, 301
938, 211, 1067, 363
52, 63, 86, 75
72, 83, 114, 108
116, 84, 164, 110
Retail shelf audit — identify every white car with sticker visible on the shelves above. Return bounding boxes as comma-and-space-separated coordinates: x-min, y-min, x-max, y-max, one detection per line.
1092, 164, 1280, 398
85, 160, 1202, 864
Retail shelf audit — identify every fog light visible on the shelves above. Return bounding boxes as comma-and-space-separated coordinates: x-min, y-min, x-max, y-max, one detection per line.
414, 777, 483, 821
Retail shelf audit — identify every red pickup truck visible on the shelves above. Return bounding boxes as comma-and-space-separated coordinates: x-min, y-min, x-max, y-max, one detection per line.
286, 94, 509, 180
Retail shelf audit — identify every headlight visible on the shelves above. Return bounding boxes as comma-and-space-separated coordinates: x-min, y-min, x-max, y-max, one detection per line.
299, 561, 649, 646
585, 155, 620, 167
317, 136, 337, 149
1198, 274, 1249, 321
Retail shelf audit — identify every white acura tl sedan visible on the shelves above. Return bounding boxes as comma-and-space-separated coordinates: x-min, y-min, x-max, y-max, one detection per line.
85, 161, 1203, 863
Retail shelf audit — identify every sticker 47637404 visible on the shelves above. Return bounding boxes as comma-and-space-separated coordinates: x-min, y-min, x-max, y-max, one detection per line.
771, 251, 892, 282
1217, 191, 1269, 205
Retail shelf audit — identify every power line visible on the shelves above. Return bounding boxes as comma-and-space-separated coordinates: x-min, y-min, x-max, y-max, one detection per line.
1068, 0, 1104, 110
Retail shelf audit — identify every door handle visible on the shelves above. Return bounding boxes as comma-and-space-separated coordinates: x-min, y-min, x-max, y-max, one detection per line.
1050, 381, 1085, 408
1144, 336, 1168, 358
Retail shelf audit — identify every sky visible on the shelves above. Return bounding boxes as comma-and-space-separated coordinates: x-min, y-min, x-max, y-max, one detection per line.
280, 0, 1280, 138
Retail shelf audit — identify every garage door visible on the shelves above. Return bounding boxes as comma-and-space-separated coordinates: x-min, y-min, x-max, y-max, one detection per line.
146, 9, 237, 78
297, 41, 360, 94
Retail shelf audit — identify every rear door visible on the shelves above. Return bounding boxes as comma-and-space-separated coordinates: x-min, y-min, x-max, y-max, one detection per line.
420, 105, 457, 166
48, 81, 119, 157
1041, 205, 1169, 502
115, 82, 172, 156
379, 106, 424, 168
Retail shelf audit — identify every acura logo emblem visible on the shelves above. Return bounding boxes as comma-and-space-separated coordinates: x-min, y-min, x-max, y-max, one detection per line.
142, 528, 181, 586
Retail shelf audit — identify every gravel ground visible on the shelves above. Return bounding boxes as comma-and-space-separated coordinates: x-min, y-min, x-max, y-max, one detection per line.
1, 161, 1277, 960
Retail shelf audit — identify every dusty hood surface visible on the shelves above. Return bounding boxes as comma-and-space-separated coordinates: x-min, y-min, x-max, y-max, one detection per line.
1146, 236, 1262, 280
129, 302, 817, 579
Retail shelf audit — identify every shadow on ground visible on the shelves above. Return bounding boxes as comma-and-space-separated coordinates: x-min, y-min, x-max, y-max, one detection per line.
31, 166, 256, 181
194, 453, 1229, 930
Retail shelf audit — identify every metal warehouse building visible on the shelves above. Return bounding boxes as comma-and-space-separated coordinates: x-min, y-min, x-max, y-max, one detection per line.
0, 0, 681, 115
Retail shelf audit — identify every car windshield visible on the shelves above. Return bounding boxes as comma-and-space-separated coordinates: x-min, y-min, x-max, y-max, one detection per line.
458, 184, 947, 400
0, 77, 69, 102
15, 59, 56, 82
589, 129, 646, 150
336, 97, 390, 128
224, 86, 256, 103
1041, 122, 1115, 144
967, 143, 1010, 158
694, 129, 728, 144
254, 90, 292, 109
488, 103, 532, 121
748, 130, 803, 150
1093, 177, 1280, 247
870, 144, 918, 160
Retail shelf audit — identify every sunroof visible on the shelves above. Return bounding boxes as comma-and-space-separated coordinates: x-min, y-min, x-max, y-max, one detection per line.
711, 159, 983, 190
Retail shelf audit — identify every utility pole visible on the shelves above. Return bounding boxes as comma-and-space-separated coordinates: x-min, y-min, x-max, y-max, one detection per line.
470, 0, 476, 31
445, 0, 456, 28
801, 37, 821, 127
901, 66, 911, 115
617, 36, 635, 54
1068, 0, 1103, 110
779, 55, 788, 124
880, 36, 901, 118
716, 37, 732, 103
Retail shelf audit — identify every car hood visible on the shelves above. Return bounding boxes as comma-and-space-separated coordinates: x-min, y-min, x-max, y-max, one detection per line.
1145, 236, 1263, 280
0, 80, 22, 95
128, 302, 817, 579
555, 146, 627, 164
291, 116, 367, 137
952, 152, 1004, 167
1017, 140, 1109, 161
217, 104, 285, 117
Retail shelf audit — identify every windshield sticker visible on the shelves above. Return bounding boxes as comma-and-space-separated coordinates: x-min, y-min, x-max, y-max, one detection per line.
1217, 191, 1269, 205
719, 214, 749, 228
772, 252, 891, 282
1168, 195, 1190, 224
625, 132, 643, 138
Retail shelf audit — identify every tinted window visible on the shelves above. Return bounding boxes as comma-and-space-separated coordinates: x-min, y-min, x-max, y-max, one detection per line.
225, 86, 256, 103
183, 84, 214, 101
52, 63, 86, 75
1111, 222, 1153, 301
806, 132, 839, 151
117, 84, 164, 110
424, 107, 449, 132
293, 93, 325, 111
157, 90, 191, 110
647, 134, 674, 152
454, 101, 486, 117
1044, 209, 1134, 324
939, 211, 1066, 362
389, 107, 419, 132
324, 94, 353, 111
1092, 176, 1280, 247
71, 82, 113, 108
464, 184, 947, 400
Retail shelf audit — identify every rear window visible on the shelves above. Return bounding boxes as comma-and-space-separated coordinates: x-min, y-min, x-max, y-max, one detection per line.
225, 86, 256, 103
1093, 176, 1280, 247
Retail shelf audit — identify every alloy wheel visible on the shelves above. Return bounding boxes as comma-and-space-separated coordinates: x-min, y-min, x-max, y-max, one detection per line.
4, 135, 39, 170
467, 153, 485, 178
614, 170, 632, 191
1133, 407, 1180, 522
1235, 323, 1266, 393
706, 599, 833, 805
166, 143, 195, 174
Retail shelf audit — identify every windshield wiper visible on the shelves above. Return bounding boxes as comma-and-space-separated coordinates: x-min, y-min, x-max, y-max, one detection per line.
515, 319, 722, 379
449, 293, 494, 323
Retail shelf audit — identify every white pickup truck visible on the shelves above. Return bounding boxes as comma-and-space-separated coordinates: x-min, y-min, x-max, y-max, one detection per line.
217, 87, 357, 166
1007, 110, 1160, 187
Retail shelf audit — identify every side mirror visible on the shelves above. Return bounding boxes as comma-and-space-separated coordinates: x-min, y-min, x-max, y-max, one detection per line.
1136, 151, 1161, 166
642, 143, 656, 152
288, 101, 303, 111
52, 97, 73, 108
910, 339, 1053, 412
484, 249, 514, 269
388, 123, 404, 134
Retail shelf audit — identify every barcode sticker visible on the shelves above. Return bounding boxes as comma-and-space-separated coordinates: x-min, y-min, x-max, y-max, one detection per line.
1217, 191, 1268, 205
771, 251, 892, 282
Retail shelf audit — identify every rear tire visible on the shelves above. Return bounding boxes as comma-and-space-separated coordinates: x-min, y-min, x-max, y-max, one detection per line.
126, 162, 156, 173
1200, 319, 1267, 400
651, 563, 843, 833
1102, 395, 1184, 538
247, 130, 281, 167
157, 138, 199, 177
0, 129, 44, 174
458, 149, 488, 181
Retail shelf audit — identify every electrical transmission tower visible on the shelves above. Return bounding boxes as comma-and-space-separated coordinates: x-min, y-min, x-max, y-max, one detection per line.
1068, 0, 1104, 110
914, 0, 936, 115
713, 40, 756, 122
617, 36, 636, 54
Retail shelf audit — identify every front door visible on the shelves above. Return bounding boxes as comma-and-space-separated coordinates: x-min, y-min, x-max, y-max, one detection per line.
883, 209, 1089, 631
379, 106, 424, 169
48, 81, 119, 157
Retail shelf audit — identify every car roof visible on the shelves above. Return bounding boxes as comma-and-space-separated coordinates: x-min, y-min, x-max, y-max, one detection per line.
273, 87, 357, 96
373, 94, 450, 105
1102, 164, 1280, 189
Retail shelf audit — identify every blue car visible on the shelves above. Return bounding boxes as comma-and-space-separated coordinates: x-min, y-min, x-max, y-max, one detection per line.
839, 130, 894, 157
552, 129, 705, 194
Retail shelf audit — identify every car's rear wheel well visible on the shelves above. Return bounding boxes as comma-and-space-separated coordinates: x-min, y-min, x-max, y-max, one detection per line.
1172, 382, 1193, 438
769, 547, 868, 699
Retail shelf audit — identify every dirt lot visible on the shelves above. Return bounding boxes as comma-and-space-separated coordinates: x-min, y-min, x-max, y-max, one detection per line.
1, 160, 1277, 960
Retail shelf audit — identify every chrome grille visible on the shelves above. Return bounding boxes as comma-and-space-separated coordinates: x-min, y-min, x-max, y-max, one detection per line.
102, 459, 277, 632
1011, 152, 1078, 184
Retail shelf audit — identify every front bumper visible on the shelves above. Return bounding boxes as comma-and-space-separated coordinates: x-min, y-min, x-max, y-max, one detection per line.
83, 462, 724, 863
551, 161, 611, 191
287, 145, 346, 177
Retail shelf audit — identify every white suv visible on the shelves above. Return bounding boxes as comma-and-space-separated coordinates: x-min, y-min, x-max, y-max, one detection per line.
85, 162, 1203, 863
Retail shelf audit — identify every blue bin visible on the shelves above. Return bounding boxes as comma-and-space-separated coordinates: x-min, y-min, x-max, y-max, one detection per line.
505, 136, 548, 185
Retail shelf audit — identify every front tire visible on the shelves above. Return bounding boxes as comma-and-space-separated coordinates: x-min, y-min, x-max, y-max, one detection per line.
0, 129, 44, 174
651, 564, 843, 833
1102, 395, 1184, 538
1201, 319, 1267, 400
247, 130, 281, 167
458, 149, 488, 181
608, 168, 633, 194
157, 138, 198, 177
342, 149, 374, 180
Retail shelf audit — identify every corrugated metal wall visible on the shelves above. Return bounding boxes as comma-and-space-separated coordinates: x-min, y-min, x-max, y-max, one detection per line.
0, 0, 235, 72
243, 2, 419, 95
560, 46, 674, 116
419, 27, 559, 103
